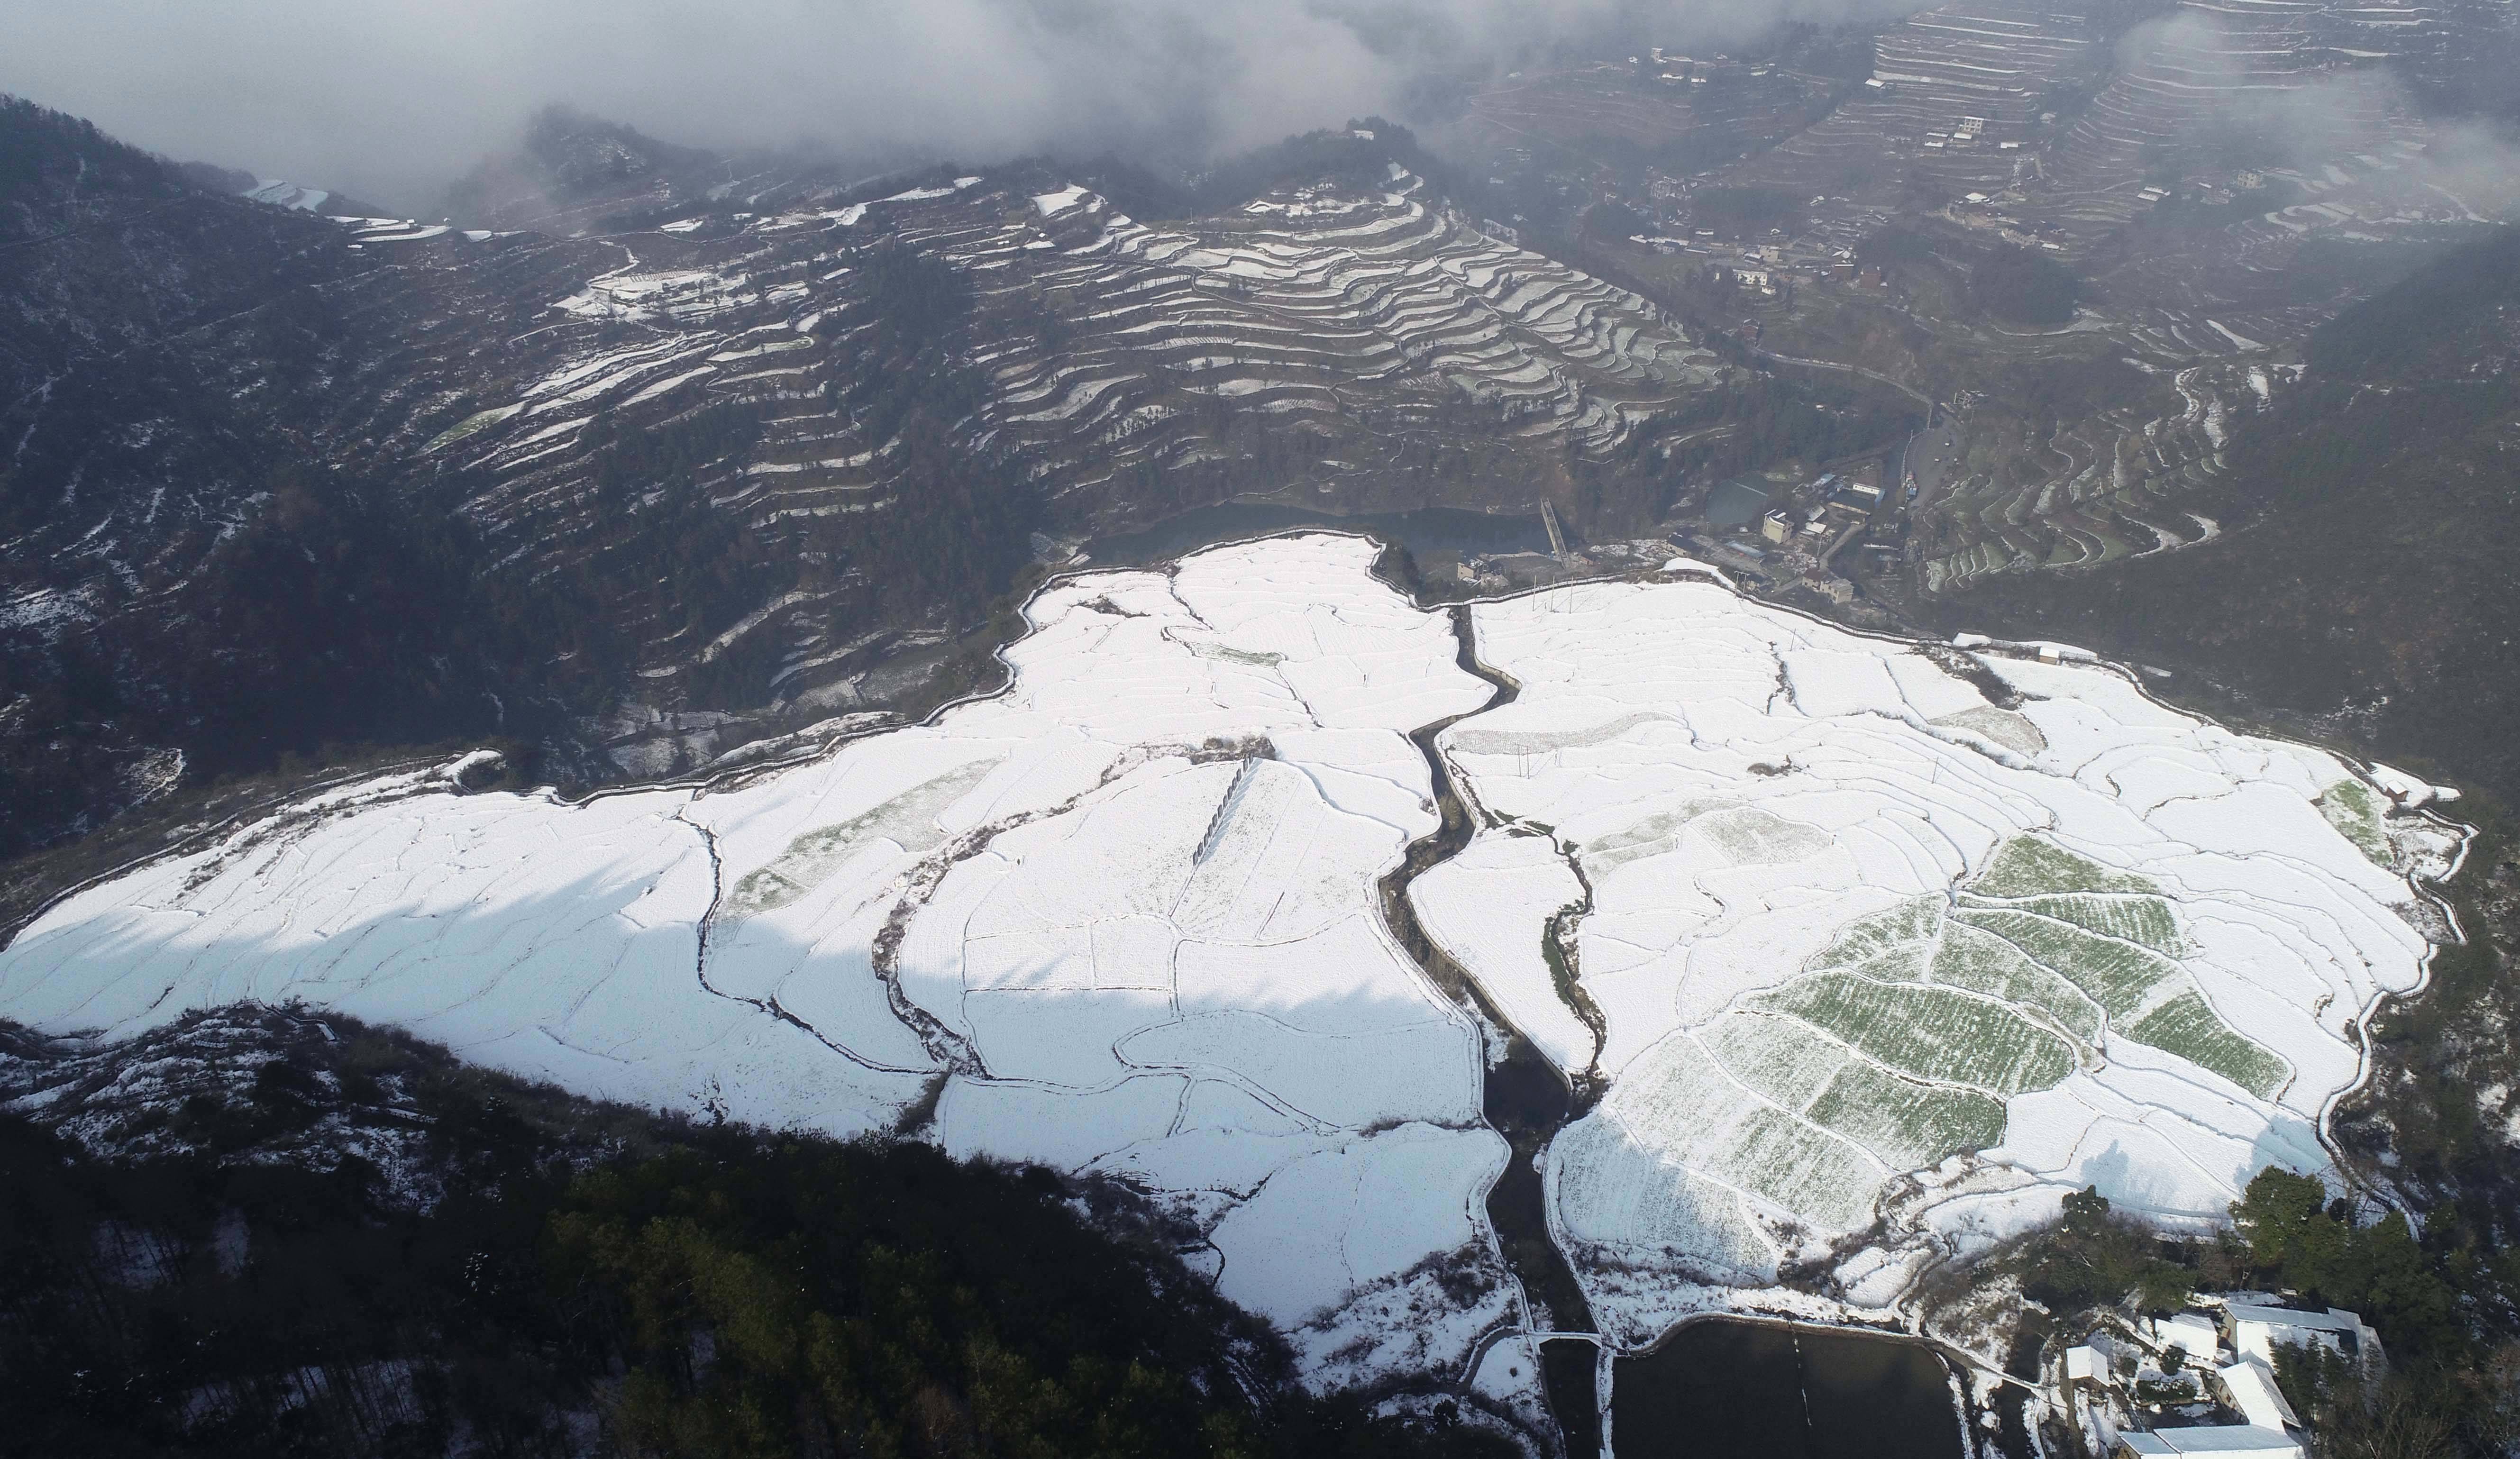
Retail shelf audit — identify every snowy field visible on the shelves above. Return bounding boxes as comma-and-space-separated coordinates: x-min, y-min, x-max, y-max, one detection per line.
1425, 576, 2462, 1343
0, 538, 2463, 1384
0, 535, 1515, 1394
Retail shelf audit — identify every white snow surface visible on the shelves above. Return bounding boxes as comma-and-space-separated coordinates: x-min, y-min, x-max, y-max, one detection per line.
1410, 830, 1596, 1074
0, 533, 1507, 1391
0, 540, 2460, 1371
1438, 579, 2455, 1344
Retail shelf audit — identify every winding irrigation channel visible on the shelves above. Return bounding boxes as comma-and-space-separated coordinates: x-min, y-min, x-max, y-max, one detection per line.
1374, 603, 1613, 1451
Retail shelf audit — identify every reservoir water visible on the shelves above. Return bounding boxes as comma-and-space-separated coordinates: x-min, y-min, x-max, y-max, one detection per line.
1085, 502, 1551, 566
1610, 1317, 1966, 1459
1702, 478, 1771, 527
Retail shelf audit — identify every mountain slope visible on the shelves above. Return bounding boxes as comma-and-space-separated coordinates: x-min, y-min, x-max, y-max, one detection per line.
0, 98, 531, 853
0, 1005, 1514, 1458
1926, 226, 2520, 802
0, 101, 1744, 857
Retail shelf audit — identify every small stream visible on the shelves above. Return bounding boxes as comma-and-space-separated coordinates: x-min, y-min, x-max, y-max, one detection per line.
1372, 603, 1605, 1450
1113, 521, 1964, 1459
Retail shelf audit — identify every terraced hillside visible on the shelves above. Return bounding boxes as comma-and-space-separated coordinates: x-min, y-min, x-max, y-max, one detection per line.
421, 162, 1723, 720
1652, 0, 2505, 610
1722, 0, 2102, 204
1, 103, 1731, 848
2034, 0, 2430, 240
1461, 62, 1843, 165
1916, 358, 2263, 591
1922, 225, 2520, 806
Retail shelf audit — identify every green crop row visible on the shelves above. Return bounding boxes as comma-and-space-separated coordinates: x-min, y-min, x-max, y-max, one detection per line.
1974, 836, 2160, 898
1757, 970, 2075, 1097
1808, 1061, 2008, 1171
2125, 992, 2291, 1099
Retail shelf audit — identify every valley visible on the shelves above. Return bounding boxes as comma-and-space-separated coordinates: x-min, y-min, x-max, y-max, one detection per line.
7, 1, 2520, 1452
0, 534, 2470, 1451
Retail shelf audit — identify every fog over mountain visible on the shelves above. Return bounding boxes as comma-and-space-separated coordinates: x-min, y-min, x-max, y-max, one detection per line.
6, 0, 1920, 208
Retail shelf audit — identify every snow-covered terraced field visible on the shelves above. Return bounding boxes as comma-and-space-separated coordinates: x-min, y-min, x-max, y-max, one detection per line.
904, 173, 1722, 486
0, 535, 1516, 1395
1423, 576, 2462, 1342
0, 536, 2462, 1379
1919, 361, 2252, 593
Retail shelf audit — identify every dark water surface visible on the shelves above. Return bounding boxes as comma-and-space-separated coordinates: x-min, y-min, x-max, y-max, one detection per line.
1084, 502, 1551, 566
1612, 1318, 1964, 1459
1543, 1339, 1604, 1459
1703, 478, 1772, 527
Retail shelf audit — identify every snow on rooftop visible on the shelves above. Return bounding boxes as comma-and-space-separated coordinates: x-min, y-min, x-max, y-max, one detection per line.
2225, 1304, 2363, 1331
2120, 1428, 2302, 1455
1033, 184, 1092, 216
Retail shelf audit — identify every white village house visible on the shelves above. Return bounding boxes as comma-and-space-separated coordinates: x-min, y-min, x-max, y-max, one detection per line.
2070, 1299, 2382, 1459
2225, 1305, 2382, 1368
2117, 1428, 2302, 1457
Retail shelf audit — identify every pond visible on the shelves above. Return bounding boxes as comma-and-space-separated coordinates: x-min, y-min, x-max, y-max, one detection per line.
1610, 1317, 1965, 1459
1703, 478, 1772, 528
1083, 502, 1551, 566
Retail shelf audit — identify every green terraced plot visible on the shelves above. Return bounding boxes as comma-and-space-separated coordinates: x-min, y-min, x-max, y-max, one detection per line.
2126, 992, 2290, 1099
1853, 942, 1933, 986
1954, 907, 2178, 1018
1695, 807, 1835, 865
1756, 971, 2074, 1097
1807, 1061, 2007, 1170
1974, 836, 2159, 897
2318, 779, 2393, 867
1817, 898, 1944, 970
1997, 892, 2182, 955
1707, 1013, 1848, 1111
1714, 1105, 1878, 1231
723, 760, 998, 919
1929, 923, 2106, 1043
1185, 641, 1286, 668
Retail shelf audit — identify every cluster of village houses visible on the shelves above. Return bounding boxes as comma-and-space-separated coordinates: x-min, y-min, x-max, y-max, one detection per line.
2062, 1297, 2383, 1458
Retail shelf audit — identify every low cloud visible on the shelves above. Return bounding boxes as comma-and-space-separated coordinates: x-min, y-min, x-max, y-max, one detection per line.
2107, 9, 2520, 210
4, 0, 1918, 209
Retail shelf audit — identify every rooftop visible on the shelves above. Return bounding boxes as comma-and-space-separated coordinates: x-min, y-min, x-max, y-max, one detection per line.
2119, 1426, 2301, 1454
2226, 1305, 2363, 1333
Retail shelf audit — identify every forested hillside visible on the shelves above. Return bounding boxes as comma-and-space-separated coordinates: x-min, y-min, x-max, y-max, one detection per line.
0, 98, 539, 857
0, 98, 1766, 865
0, 1007, 1516, 1458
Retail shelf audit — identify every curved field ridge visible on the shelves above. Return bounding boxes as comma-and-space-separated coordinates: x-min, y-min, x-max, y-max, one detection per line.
1423, 577, 2463, 1345
0, 538, 2465, 1376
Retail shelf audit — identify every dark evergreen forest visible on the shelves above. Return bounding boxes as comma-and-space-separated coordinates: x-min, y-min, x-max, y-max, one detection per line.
0, 1010, 1520, 1459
